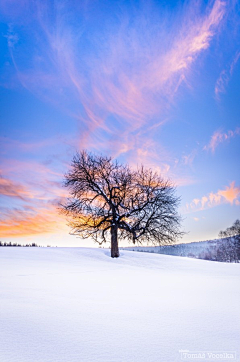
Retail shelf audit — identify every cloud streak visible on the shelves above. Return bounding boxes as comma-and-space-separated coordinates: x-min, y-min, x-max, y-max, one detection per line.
0, 159, 69, 238
0, 175, 34, 200
0, 206, 67, 238
204, 127, 240, 153
215, 51, 240, 98
186, 181, 240, 212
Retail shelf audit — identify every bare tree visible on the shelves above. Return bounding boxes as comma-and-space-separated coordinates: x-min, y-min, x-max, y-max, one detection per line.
218, 219, 240, 262
60, 151, 183, 257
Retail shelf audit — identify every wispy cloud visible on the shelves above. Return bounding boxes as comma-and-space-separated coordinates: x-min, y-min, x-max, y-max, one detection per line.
218, 182, 240, 204
0, 157, 69, 201
203, 127, 240, 153
0, 205, 67, 238
2, 0, 227, 160
4, 24, 19, 48
182, 149, 198, 166
0, 167, 68, 238
0, 175, 34, 200
70, 0, 227, 147
0, 157, 69, 237
185, 181, 240, 212
215, 51, 240, 98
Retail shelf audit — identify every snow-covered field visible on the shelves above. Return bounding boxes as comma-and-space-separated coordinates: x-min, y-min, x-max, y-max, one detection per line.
0, 247, 239, 362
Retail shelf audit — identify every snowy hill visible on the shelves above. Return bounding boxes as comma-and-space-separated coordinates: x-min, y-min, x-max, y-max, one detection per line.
0, 247, 239, 362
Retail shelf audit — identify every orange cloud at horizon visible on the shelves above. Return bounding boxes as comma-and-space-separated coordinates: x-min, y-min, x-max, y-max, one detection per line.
0, 162, 69, 239
0, 206, 67, 238
185, 181, 240, 213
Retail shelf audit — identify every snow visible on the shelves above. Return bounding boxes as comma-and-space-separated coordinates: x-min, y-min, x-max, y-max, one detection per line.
0, 247, 239, 362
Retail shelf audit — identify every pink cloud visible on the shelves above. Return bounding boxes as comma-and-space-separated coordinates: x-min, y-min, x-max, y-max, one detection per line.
0, 156, 69, 205
201, 196, 209, 209
215, 51, 240, 98
218, 182, 240, 204
0, 175, 33, 200
204, 127, 240, 153
4, 0, 227, 161
182, 150, 197, 166
0, 136, 60, 153
193, 199, 200, 206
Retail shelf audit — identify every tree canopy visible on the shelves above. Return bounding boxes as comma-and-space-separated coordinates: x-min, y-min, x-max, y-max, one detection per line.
60, 151, 182, 257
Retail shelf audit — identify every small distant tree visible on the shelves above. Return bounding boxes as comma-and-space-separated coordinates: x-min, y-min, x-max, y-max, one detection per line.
217, 219, 240, 262
60, 151, 183, 258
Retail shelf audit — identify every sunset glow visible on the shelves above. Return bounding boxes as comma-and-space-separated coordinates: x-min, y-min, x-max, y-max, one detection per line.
0, 0, 239, 246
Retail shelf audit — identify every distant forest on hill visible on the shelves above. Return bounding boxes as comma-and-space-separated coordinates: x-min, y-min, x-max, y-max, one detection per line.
122, 235, 240, 263
0, 241, 41, 247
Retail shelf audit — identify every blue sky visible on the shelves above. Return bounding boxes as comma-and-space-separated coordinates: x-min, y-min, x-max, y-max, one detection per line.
0, 0, 239, 246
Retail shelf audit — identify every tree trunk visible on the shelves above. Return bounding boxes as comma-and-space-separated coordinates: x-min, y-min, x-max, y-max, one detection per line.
111, 225, 119, 258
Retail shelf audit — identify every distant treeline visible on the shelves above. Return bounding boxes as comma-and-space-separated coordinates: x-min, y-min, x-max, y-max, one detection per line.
123, 220, 240, 263
122, 235, 240, 263
0, 241, 39, 247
